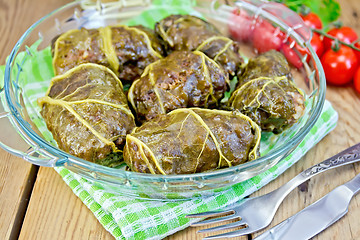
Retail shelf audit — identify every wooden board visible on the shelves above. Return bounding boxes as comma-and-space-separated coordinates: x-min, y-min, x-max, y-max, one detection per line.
0, 0, 67, 239
18, 167, 114, 240
0, 150, 36, 240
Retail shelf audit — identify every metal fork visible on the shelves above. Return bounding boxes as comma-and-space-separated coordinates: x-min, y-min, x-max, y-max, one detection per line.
186, 142, 360, 239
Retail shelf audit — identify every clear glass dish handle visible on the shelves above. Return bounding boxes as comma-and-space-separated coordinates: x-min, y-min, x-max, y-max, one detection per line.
0, 91, 66, 167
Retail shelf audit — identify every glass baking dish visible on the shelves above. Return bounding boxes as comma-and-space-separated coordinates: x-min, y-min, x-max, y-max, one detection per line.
0, 0, 325, 200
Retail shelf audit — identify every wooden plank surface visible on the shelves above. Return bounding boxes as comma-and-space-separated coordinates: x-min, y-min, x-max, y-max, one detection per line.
1, 0, 360, 240
18, 167, 114, 240
0, 150, 36, 240
0, 0, 68, 239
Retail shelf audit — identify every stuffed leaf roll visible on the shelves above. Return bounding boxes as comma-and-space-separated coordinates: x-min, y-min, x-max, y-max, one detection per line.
229, 76, 305, 134
38, 63, 135, 162
155, 14, 243, 77
111, 25, 164, 82
52, 25, 164, 82
52, 28, 111, 75
128, 50, 229, 122
237, 50, 292, 86
230, 50, 305, 133
123, 108, 261, 175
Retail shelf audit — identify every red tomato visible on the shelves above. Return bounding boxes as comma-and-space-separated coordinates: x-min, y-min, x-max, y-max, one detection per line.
252, 20, 284, 54
310, 33, 324, 58
321, 45, 359, 85
354, 67, 360, 93
300, 12, 323, 30
228, 8, 254, 42
323, 26, 359, 51
281, 43, 303, 69
293, 33, 324, 64
354, 42, 360, 62
294, 43, 309, 60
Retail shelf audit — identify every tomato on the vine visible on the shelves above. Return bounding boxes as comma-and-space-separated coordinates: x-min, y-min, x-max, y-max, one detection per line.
354, 67, 360, 94
321, 45, 358, 85
252, 20, 284, 54
323, 26, 359, 51
300, 12, 323, 30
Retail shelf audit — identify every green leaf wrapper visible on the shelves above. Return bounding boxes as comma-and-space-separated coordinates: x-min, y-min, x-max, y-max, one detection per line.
124, 108, 261, 174
52, 25, 164, 82
230, 50, 305, 134
38, 63, 136, 162
128, 50, 229, 122
155, 14, 243, 77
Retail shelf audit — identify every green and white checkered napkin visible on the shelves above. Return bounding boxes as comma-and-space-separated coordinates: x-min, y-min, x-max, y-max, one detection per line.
0, 1, 339, 239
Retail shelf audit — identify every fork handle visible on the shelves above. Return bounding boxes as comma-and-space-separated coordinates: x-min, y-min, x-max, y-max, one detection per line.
300, 142, 360, 179
270, 142, 360, 206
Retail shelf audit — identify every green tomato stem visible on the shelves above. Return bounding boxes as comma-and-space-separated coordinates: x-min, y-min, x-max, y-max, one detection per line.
312, 28, 360, 52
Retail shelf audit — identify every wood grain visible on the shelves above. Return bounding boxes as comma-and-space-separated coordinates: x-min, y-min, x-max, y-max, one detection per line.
0, 150, 36, 240
0, 0, 66, 63
0, 0, 72, 239
18, 167, 114, 240
1, 0, 360, 240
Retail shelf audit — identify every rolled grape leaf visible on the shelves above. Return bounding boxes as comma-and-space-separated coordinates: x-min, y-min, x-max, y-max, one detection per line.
155, 14, 243, 78
52, 28, 111, 76
128, 50, 229, 122
237, 50, 292, 87
38, 63, 135, 163
229, 76, 305, 134
52, 25, 164, 82
110, 25, 164, 82
123, 108, 261, 175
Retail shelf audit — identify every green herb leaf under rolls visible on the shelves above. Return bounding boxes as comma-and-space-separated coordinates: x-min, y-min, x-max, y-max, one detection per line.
229, 76, 305, 134
38, 63, 135, 162
128, 50, 229, 122
123, 108, 261, 175
155, 14, 243, 78
52, 25, 164, 82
